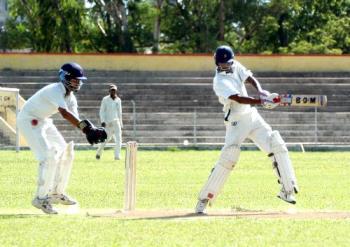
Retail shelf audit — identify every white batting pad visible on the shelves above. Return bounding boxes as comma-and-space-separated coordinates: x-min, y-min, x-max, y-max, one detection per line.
269, 131, 299, 194
36, 149, 59, 198
53, 141, 75, 195
198, 145, 240, 202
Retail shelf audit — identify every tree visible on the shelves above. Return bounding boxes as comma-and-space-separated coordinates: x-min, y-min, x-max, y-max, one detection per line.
87, 0, 133, 52
160, 0, 220, 53
8, 0, 86, 52
3, 0, 350, 54
152, 0, 164, 53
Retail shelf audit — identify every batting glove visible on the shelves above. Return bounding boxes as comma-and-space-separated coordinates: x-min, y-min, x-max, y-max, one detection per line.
262, 93, 280, 109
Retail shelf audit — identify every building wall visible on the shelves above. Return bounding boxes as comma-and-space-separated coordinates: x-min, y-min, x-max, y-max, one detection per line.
0, 53, 349, 72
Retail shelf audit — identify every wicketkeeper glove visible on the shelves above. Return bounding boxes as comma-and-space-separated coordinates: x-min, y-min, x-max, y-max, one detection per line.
78, 119, 107, 145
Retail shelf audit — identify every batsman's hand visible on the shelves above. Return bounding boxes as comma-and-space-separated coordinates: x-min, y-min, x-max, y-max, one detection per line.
259, 89, 271, 99
261, 93, 280, 109
78, 119, 107, 145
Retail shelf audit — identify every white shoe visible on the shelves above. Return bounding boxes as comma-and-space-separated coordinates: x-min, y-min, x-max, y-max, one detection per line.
50, 194, 77, 205
195, 199, 208, 214
32, 197, 58, 214
278, 191, 296, 204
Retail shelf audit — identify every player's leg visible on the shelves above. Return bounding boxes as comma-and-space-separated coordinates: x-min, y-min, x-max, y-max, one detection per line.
17, 118, 58, 214
195, 144, 240, 213
113, 121, 122, 160
96, 124, 113, 159
195, 115, 250, 213
248, 111, 299, 204
51, 141, 77, 205
45, 124, 77, 205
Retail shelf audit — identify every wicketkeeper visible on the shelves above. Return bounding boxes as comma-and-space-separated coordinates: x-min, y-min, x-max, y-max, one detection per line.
195, 45, 299, 214
17, 62, 107, 214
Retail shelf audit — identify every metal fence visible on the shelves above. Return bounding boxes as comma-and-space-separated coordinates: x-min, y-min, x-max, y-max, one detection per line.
125, 100, 350, 145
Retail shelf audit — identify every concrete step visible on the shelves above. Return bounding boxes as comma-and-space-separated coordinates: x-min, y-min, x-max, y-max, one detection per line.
1, 69, 350, 77
2, 70, 350, 145
51, 111, 350, 126
1, 73, 349, 83
7, 81, 350, 90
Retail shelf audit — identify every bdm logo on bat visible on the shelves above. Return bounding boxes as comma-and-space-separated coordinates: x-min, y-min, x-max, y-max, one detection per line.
280, 94, 327, 107
295, 96, 317, 104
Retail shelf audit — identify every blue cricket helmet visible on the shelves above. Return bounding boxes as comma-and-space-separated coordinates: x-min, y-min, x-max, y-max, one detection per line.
59, 62, 87, 92
214, 45, 234, 65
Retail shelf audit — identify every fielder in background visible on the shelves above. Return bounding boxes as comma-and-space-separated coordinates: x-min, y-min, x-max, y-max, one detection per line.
17, 62, 107, 214
195, 45, 299, 214
96, 84, 123, 160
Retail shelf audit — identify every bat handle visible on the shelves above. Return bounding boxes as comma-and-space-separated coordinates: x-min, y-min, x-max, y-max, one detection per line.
273, 96, 281, 103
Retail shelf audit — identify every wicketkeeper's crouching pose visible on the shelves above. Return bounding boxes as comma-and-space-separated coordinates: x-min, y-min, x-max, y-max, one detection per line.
17, 63, 107, 214
195, 46, 299, 214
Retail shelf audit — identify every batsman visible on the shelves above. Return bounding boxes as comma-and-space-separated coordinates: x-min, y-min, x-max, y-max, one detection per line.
195, 45, 299, 214
17, 62, 107, 214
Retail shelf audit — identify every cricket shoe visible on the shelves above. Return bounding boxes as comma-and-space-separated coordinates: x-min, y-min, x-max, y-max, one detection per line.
50, 194, 77, 205
32, 197, 58, 214
277, 191, 296, 204
195, 199, 209, 214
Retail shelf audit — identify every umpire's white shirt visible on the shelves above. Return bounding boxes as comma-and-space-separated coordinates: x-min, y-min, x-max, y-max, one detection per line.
99, 96, 122, 124
19, 82, 78, 119
213, 60, 253, 117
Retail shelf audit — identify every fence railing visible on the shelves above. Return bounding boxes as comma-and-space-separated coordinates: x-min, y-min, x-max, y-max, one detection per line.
2, 100, 349, 147
124, 101, 350, 145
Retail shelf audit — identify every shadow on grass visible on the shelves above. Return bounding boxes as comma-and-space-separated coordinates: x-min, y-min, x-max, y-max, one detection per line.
0, 214, 48, 219
85, 209, 288, 221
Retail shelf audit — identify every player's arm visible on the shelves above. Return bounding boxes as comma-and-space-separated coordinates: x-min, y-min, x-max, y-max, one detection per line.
245, 76, 265, 94
58, 107, 80, 127
118, 99, 123, 128
228, 94, 262, 105
58, 107, 107, 144
244, 75, 280, 108
99, 98, 106, 127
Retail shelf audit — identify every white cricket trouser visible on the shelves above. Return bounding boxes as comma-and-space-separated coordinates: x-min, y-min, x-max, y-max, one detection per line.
198, 108, 274, 201
198, 108, 297, 203
17, 114, 68, 199
17, 116, 66, 162
96, 119, 122, 158
224, 108, 274, 152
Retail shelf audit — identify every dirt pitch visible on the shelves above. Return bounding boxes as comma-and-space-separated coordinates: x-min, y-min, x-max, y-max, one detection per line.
1, 207, 350, 220
85, 209, 350, 220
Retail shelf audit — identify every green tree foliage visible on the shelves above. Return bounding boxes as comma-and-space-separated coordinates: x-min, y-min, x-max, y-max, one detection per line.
2, 0, 350, 54
160, 0, 220, 53
5, 0, 86, 52
86, 0, 134, 52
223, 0, 350, 54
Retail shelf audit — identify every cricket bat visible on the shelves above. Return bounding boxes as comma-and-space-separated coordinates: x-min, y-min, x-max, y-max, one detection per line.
279, 94, 327, 107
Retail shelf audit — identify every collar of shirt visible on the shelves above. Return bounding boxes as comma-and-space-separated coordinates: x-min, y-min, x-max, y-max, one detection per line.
217, 67, 233, 75
58, 82, 71, 97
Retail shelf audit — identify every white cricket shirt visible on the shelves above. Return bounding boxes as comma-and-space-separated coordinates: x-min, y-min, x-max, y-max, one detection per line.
99, 96, 122, 124
213, 60, 253, 116
19, 83, 78, 119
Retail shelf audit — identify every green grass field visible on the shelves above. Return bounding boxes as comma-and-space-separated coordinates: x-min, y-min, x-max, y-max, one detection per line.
1, 149, 350, 246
